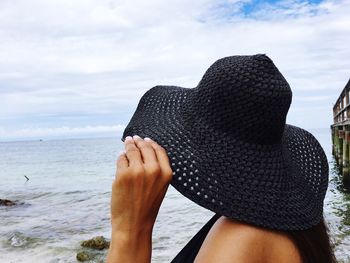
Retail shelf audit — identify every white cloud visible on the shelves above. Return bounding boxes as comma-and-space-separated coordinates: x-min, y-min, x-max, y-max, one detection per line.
0, 0, 349, 139
0, 125, 126, 140
294, 95, 330, 102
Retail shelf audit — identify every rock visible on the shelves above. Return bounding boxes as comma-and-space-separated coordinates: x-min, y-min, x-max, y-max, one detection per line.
76, 251, 91, 262
0, 199, 16, 206
81, 236, 110, 250
77, 236, 109, 261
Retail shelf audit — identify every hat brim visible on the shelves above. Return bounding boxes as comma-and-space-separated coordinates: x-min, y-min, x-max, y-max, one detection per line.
122, 85, 329, 231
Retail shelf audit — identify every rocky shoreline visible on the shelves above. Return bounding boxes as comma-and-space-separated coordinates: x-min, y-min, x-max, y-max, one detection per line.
76, 236, 110, 262
0, 199, 17, 206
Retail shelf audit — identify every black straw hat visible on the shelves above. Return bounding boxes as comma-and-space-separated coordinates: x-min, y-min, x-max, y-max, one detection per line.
122, 54, 329, 231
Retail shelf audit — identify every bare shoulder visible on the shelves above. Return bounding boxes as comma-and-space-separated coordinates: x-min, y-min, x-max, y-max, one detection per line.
194, 216, 302, 263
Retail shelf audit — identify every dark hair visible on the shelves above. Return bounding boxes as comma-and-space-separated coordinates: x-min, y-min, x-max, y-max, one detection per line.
286, 217, 337, 263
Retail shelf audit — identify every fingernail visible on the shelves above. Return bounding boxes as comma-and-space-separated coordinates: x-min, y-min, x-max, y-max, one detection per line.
125, 136, 133, 141
133, 135, 141, 140
118, 150, 126, 156
144, 137, 152, 141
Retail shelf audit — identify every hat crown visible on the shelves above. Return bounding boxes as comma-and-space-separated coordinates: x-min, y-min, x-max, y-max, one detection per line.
191, 55, 292, 144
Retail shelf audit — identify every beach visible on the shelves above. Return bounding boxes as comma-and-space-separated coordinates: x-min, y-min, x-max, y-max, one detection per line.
1, 129, 350, 262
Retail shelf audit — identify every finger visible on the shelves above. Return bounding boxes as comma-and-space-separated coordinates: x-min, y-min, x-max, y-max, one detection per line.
133, 135, 158, 164
124, 136, 143, 166
145, 137, 173, 180
116, 150, 129, 169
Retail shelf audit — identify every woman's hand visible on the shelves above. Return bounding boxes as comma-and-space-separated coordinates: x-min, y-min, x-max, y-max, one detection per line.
107, 135, 173, 263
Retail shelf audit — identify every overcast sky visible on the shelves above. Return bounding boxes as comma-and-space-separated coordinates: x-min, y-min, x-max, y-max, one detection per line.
0, 0, 349, 141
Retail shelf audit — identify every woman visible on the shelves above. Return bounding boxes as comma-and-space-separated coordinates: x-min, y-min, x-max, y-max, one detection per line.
107, 55, 337, 262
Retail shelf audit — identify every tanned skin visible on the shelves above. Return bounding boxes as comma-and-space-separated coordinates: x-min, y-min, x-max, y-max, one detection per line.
195, 217, 302, 263
107, 135, 302, 263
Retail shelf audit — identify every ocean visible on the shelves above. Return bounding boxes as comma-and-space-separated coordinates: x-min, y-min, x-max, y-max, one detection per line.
0, 128, 350, 262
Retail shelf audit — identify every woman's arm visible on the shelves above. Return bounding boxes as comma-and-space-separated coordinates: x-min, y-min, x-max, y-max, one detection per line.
107, 135, 173, 263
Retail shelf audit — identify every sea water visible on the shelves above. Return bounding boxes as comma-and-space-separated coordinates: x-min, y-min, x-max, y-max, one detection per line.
0, 128, 349, 262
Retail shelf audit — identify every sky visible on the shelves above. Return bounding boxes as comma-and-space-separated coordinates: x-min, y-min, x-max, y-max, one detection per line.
0, 0, 349, 141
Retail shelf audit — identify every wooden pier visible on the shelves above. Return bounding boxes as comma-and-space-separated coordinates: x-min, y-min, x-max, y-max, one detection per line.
331, 79, 350, 186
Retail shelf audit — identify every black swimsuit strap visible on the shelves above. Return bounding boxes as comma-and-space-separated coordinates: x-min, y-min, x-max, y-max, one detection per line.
171, 214, 221, 263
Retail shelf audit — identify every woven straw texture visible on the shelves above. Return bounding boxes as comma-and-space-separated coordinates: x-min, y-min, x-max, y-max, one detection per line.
122, 54, 329, 231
